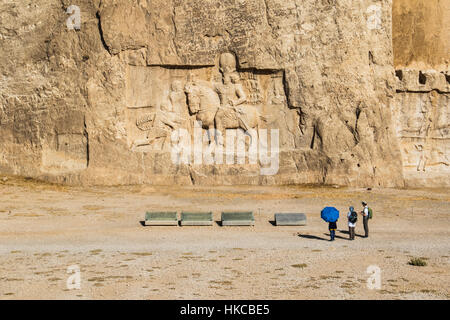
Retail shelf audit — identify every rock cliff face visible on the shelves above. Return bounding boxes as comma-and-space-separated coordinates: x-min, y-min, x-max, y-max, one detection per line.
0, 0, 445, 187
393, 0, 449, 71
392, 0, 449, 187
392, 70, 449, 187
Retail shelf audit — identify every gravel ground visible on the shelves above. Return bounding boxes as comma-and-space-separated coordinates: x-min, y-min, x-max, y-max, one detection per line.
0, 177, 449, 299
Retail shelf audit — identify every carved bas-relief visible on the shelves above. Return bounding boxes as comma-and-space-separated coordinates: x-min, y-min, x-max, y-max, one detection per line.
393, 70, 450, 187
1, 0, 436, 187
184, 53, 264, 147
125, 53, 300, 170
132, 80, 189, 150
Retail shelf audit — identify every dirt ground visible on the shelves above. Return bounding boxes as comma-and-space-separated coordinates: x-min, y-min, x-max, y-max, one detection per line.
0, 176, 449, 300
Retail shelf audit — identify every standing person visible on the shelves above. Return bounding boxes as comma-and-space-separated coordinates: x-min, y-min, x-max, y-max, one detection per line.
347, 206, 357, 240
361, 202, 369, 238
321, 207, 340, 242
328, 220, 337, 241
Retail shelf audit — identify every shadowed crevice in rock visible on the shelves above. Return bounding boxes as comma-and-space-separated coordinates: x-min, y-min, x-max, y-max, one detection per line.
83, 117, 90, 168
95, 11, 110, 55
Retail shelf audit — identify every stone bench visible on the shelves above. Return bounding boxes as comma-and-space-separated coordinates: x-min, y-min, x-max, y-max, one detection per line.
144, 212, 178, 226
180, 212, 213, 226
221, 211, 254, 226
275, 213, 307, 226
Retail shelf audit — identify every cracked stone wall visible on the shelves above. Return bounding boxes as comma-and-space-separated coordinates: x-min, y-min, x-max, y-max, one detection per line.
0, 0, 414, 187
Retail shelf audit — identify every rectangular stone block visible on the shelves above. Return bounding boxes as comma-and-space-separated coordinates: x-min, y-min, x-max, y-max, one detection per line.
180, 212, 213, 226
275, 213, 307, 226
221, 211, 254, 226
144, 212, 178, 226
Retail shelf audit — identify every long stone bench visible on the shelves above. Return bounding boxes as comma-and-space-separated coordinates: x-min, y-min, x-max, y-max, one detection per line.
275, 213, 307, 226
221, 211, 254, 226
144, 212, 178, 226
180, 212, 213, 226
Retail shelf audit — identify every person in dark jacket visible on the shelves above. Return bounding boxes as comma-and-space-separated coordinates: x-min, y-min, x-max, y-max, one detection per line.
328, 221, 337, 241
347, 206, 357, 240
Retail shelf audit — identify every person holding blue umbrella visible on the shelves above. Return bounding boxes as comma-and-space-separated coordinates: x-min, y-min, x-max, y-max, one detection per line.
321, 207, 339, 241
328, 221, 337, 241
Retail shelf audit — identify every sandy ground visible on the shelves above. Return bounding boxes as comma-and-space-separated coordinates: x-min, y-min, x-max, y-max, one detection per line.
0, 176, 449, 300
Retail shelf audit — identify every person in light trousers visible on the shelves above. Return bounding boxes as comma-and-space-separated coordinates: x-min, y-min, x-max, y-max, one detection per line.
347, 206, 357, 240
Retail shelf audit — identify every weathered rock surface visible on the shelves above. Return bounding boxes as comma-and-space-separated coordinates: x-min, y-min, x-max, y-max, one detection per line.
393, 69, 449, 187
0, 0, 446, 187
391, 0, 449, 187
393, 0, 449, 71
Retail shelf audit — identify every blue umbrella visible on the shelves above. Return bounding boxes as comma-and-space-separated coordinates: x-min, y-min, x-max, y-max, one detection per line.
321, 207, 339, 223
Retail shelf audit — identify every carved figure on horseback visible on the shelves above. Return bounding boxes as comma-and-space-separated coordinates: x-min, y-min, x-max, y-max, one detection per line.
184, 53, 263, 146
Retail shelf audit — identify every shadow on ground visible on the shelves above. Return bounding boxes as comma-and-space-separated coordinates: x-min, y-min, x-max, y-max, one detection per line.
339, 229, 366, 238
297, 234, 328, 241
